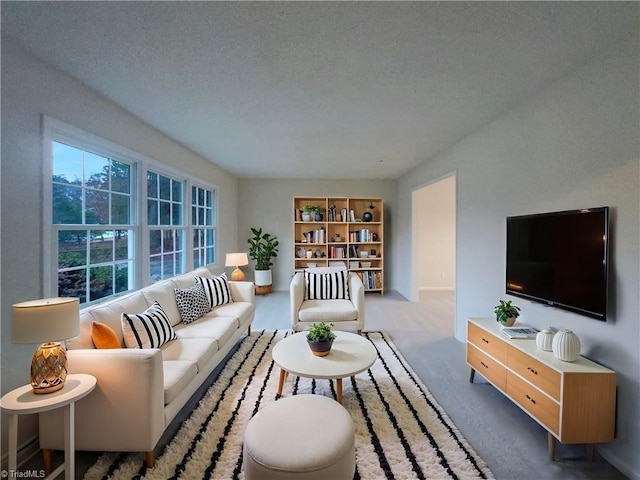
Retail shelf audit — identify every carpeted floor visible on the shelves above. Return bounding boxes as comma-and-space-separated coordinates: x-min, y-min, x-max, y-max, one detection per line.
83, 330, 493, 480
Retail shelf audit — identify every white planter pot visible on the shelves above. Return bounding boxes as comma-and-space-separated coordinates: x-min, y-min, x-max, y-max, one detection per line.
254, 269, 272, 286
552, 329, 581, 362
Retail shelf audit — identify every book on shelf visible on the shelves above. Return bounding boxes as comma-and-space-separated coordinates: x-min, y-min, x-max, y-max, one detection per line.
500, 325, 540, 339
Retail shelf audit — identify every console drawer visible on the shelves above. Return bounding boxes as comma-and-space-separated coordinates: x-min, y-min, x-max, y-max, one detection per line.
468, 322, 508, 364
467, 343, 507, 392
508, 346, 561, 401
507, 371, 559, 435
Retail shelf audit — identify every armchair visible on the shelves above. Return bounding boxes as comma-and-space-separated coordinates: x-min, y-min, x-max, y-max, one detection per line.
290, 267, 365, 333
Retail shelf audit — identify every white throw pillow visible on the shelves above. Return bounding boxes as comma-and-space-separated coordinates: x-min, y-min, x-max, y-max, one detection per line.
175, 282, 211, 324
305, 270, 350, 300
196, 273, 233, 308
121, 301, 177, 349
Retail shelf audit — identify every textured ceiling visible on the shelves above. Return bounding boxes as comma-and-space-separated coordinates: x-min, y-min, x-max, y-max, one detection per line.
2, 2, 637, 179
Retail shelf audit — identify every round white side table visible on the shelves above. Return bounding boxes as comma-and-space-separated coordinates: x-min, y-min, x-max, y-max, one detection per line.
1, 373, 96, 480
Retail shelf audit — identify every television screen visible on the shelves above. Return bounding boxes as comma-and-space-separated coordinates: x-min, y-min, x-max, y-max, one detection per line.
505, 207, 609, 321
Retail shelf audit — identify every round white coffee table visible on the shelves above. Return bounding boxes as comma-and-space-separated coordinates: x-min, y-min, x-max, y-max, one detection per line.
272, 331, 376, 404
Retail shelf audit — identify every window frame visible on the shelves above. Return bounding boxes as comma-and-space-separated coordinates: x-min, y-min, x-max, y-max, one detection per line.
43, 116, 219, 304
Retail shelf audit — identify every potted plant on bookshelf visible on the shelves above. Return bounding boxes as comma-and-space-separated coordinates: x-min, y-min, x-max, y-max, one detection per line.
301, 205, 322, 222
493, 300, 521, 327
306, 322, 336, 357
247, 227, 279, 294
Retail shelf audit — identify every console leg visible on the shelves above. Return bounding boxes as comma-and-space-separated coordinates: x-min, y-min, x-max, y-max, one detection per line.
587, 444, 595, 462
548, 432, 555, 461
469, 368, 475, 383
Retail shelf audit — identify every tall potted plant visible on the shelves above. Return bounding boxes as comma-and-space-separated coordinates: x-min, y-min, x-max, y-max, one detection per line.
247, 227, 279, 294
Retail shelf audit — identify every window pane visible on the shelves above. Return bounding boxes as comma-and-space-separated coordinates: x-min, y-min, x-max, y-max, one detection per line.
111, 161, 130, 193
86, 190, 109, 224
159, 175, 171, 200
59, 269, 86, 304
206, 246, 214, 264
90, 230, 113, 264
85, 152, 109, 189
197, 187, 204, 206
172, 203, 181, 225
150, 256, 161, 282
162, 254, 174, 278
58, 230, 87, 268
206, 208, 213, 226
206, 190, 212, 208
114, 263, 129, 294
147, 172, 158, 199
111, 193, 130, 224
114, 230, 129, 261
194, 251, 201, 268
163, 229, 174, 252
90, 265, 113, 302
175, 230, 184, 252
53, 142, 83, 185
172, 179, 182, 202
149, 230, 161, 255
147, 199, 158, 225
53, 184, 82, 224
174, 252, 183, 274
192, 206, 197, 225
160, 201, 171, 225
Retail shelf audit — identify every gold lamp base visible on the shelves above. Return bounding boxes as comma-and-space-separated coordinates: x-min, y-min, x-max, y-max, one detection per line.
231, 267, 245, 281
30, 342, 68, 394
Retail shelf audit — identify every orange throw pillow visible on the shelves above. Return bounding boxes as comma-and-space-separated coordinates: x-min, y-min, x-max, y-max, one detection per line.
91, 321, 121, 349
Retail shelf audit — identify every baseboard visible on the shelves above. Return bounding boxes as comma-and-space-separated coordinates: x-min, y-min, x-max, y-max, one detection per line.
0, 433, 40, 471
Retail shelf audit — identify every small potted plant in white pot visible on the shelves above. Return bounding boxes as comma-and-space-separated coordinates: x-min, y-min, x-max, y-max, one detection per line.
306, 322, 336, 357
494, 300, 521, 327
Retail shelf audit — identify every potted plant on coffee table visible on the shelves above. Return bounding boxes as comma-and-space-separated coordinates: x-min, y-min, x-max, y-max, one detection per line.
306, 322, 336, 357
247, 227, 279, 295
494, 300, 521, 327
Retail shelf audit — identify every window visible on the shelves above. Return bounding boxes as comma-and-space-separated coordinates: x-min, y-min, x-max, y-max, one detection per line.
192, 185, 216, 268
52, 141, 135, 303
147, 172, 185, 282
45, 117, 218, 305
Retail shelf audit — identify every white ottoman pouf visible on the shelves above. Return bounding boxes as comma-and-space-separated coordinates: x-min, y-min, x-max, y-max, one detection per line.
243, 394, 356, 480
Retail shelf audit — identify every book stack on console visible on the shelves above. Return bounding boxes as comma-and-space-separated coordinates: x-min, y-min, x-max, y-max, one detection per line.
500, 325, 540, 339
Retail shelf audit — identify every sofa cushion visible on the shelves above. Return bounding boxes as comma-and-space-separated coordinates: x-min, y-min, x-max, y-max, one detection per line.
141, 280, 182, 326
298, 300, 358, 323
163, 360, 198, 405
160, 338, 218, 372
173, 267, 212, 289
174, 282, 211, 324
174, 315, 239, 349
121, 301, 177, 349
196, 273, 233, 308
91, 321, 121, 349
304, 270, 350, 300
207, 302, 254, 327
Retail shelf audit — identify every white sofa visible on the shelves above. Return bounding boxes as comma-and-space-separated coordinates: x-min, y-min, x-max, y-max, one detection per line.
38, 267, 255, 469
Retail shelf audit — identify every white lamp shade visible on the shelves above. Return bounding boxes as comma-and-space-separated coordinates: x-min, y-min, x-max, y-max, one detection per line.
225, 252, 249, 267
12, 297, 80, 344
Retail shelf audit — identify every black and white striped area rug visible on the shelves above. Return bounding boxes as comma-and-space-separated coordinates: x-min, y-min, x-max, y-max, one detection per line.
84, 331, 493, 480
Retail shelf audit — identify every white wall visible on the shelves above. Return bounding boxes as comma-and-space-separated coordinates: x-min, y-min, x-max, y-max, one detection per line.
413, 175, 456, 296
237, 179, 397, 292
397, 33, 639, 477
0, 39, 240, 455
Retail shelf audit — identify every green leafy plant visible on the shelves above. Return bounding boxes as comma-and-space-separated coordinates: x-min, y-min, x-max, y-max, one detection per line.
494, 300, 521, 323
301, 205, 322, 214
306, 322, 336, 342
247, 227, 279, 271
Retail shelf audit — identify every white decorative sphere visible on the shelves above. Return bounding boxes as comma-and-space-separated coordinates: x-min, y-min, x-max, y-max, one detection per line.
552, 329, 581, 362
536, 329, 555, 351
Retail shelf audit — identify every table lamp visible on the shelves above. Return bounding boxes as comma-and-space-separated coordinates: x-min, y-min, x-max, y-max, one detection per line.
12, 297, 80, 394
225, 252, 249, 281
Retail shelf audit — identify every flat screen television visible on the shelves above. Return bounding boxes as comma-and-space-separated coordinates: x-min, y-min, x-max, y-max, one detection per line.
505, 207, 609, 321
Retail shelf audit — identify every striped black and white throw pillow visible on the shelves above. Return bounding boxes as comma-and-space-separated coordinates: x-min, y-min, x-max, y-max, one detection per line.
121, 301, 177, 349
304, 270, 350, 300
196, 273, 233, 308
